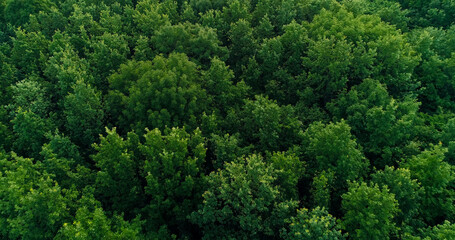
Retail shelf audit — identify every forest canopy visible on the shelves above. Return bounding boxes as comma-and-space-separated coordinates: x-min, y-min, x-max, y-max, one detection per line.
1, 0, 455, 239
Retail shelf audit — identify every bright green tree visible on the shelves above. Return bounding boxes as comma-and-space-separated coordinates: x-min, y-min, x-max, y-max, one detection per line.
401, 145, 455, 225
371, 166, 421, 226
303, 120, 368, 184
281, 207, 345, 240
10, 77, 50, 118
342, 182, 399, 240
88, 33, 129, 93
267, 150, 304, 200
140, 127, 206, 236
92, 128, 144, 217
190, 154, 298, 240
0, 153, 74, 240
107, 53, 207, 134
56, 191, 143, 240
327, 78, 421, 168
151, 22, 228, 65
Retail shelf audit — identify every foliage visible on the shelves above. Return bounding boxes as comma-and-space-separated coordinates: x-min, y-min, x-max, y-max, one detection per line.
106, 53, 207, 134
303, 120, 368, 184
281, 207, 345, 240
371, 166, 421, 226
190, 154, 298, 239
64, 80, 104, 151
342, 182, 399, 240
92, 128, 143, 217
401, 145, 455, 225
140, 127, 206, 236
2, 0, 455, 238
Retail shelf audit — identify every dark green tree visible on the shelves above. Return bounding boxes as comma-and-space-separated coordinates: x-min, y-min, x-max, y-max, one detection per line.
11, 28, 49, 78
12, 108, 54, 159
63, 80, 104, 151
4, 0, 55, 26
226, 95, 303, 152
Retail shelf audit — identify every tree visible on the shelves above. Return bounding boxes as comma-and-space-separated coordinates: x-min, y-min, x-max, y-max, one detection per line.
4, 0, 55, 26
398, 0, 455, 28
107, 53, 207, 134
12, 108, 54, 159
281, 207, 345, 240
0, 153, 74, 240
202, 57, 249, 115
209, 133, 251, 170
303, 120, 368, 214
0, 107, 12, 152
133, 0, 172, 36
63, 80, 104, 151
140, 127, 206, 236
441, 118, 455, 164
407, 28, 455, 113
44, 42, 93, 110
401, 145, 455, 225
0, 48, 17, 106
301, 36, 353, 103
40, 137, 77, 189
342, 182, 399, 240
151, 22, 228, 66
55, 191, 143, 240
303, 7, 419, 97
303, 121, 368, 184
11, 28, 49, 78
10, 77, 50, 118
424, 221, 455, 239
226, 95, 303, 152
92, 128, 144, 217
311, 170, 334, 210
342, 0, 410, 31
228, 19, 258, 76
327, 78, 421, 168
249, 5, 419, 108
24, 7, 67, 38
267, 150, 304, 200
371, 166, 421, 226
88, 33, 129, 93
190, 154, 298, 239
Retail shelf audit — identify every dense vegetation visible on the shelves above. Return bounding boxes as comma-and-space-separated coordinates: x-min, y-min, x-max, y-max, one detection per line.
1, 0, 455, 239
